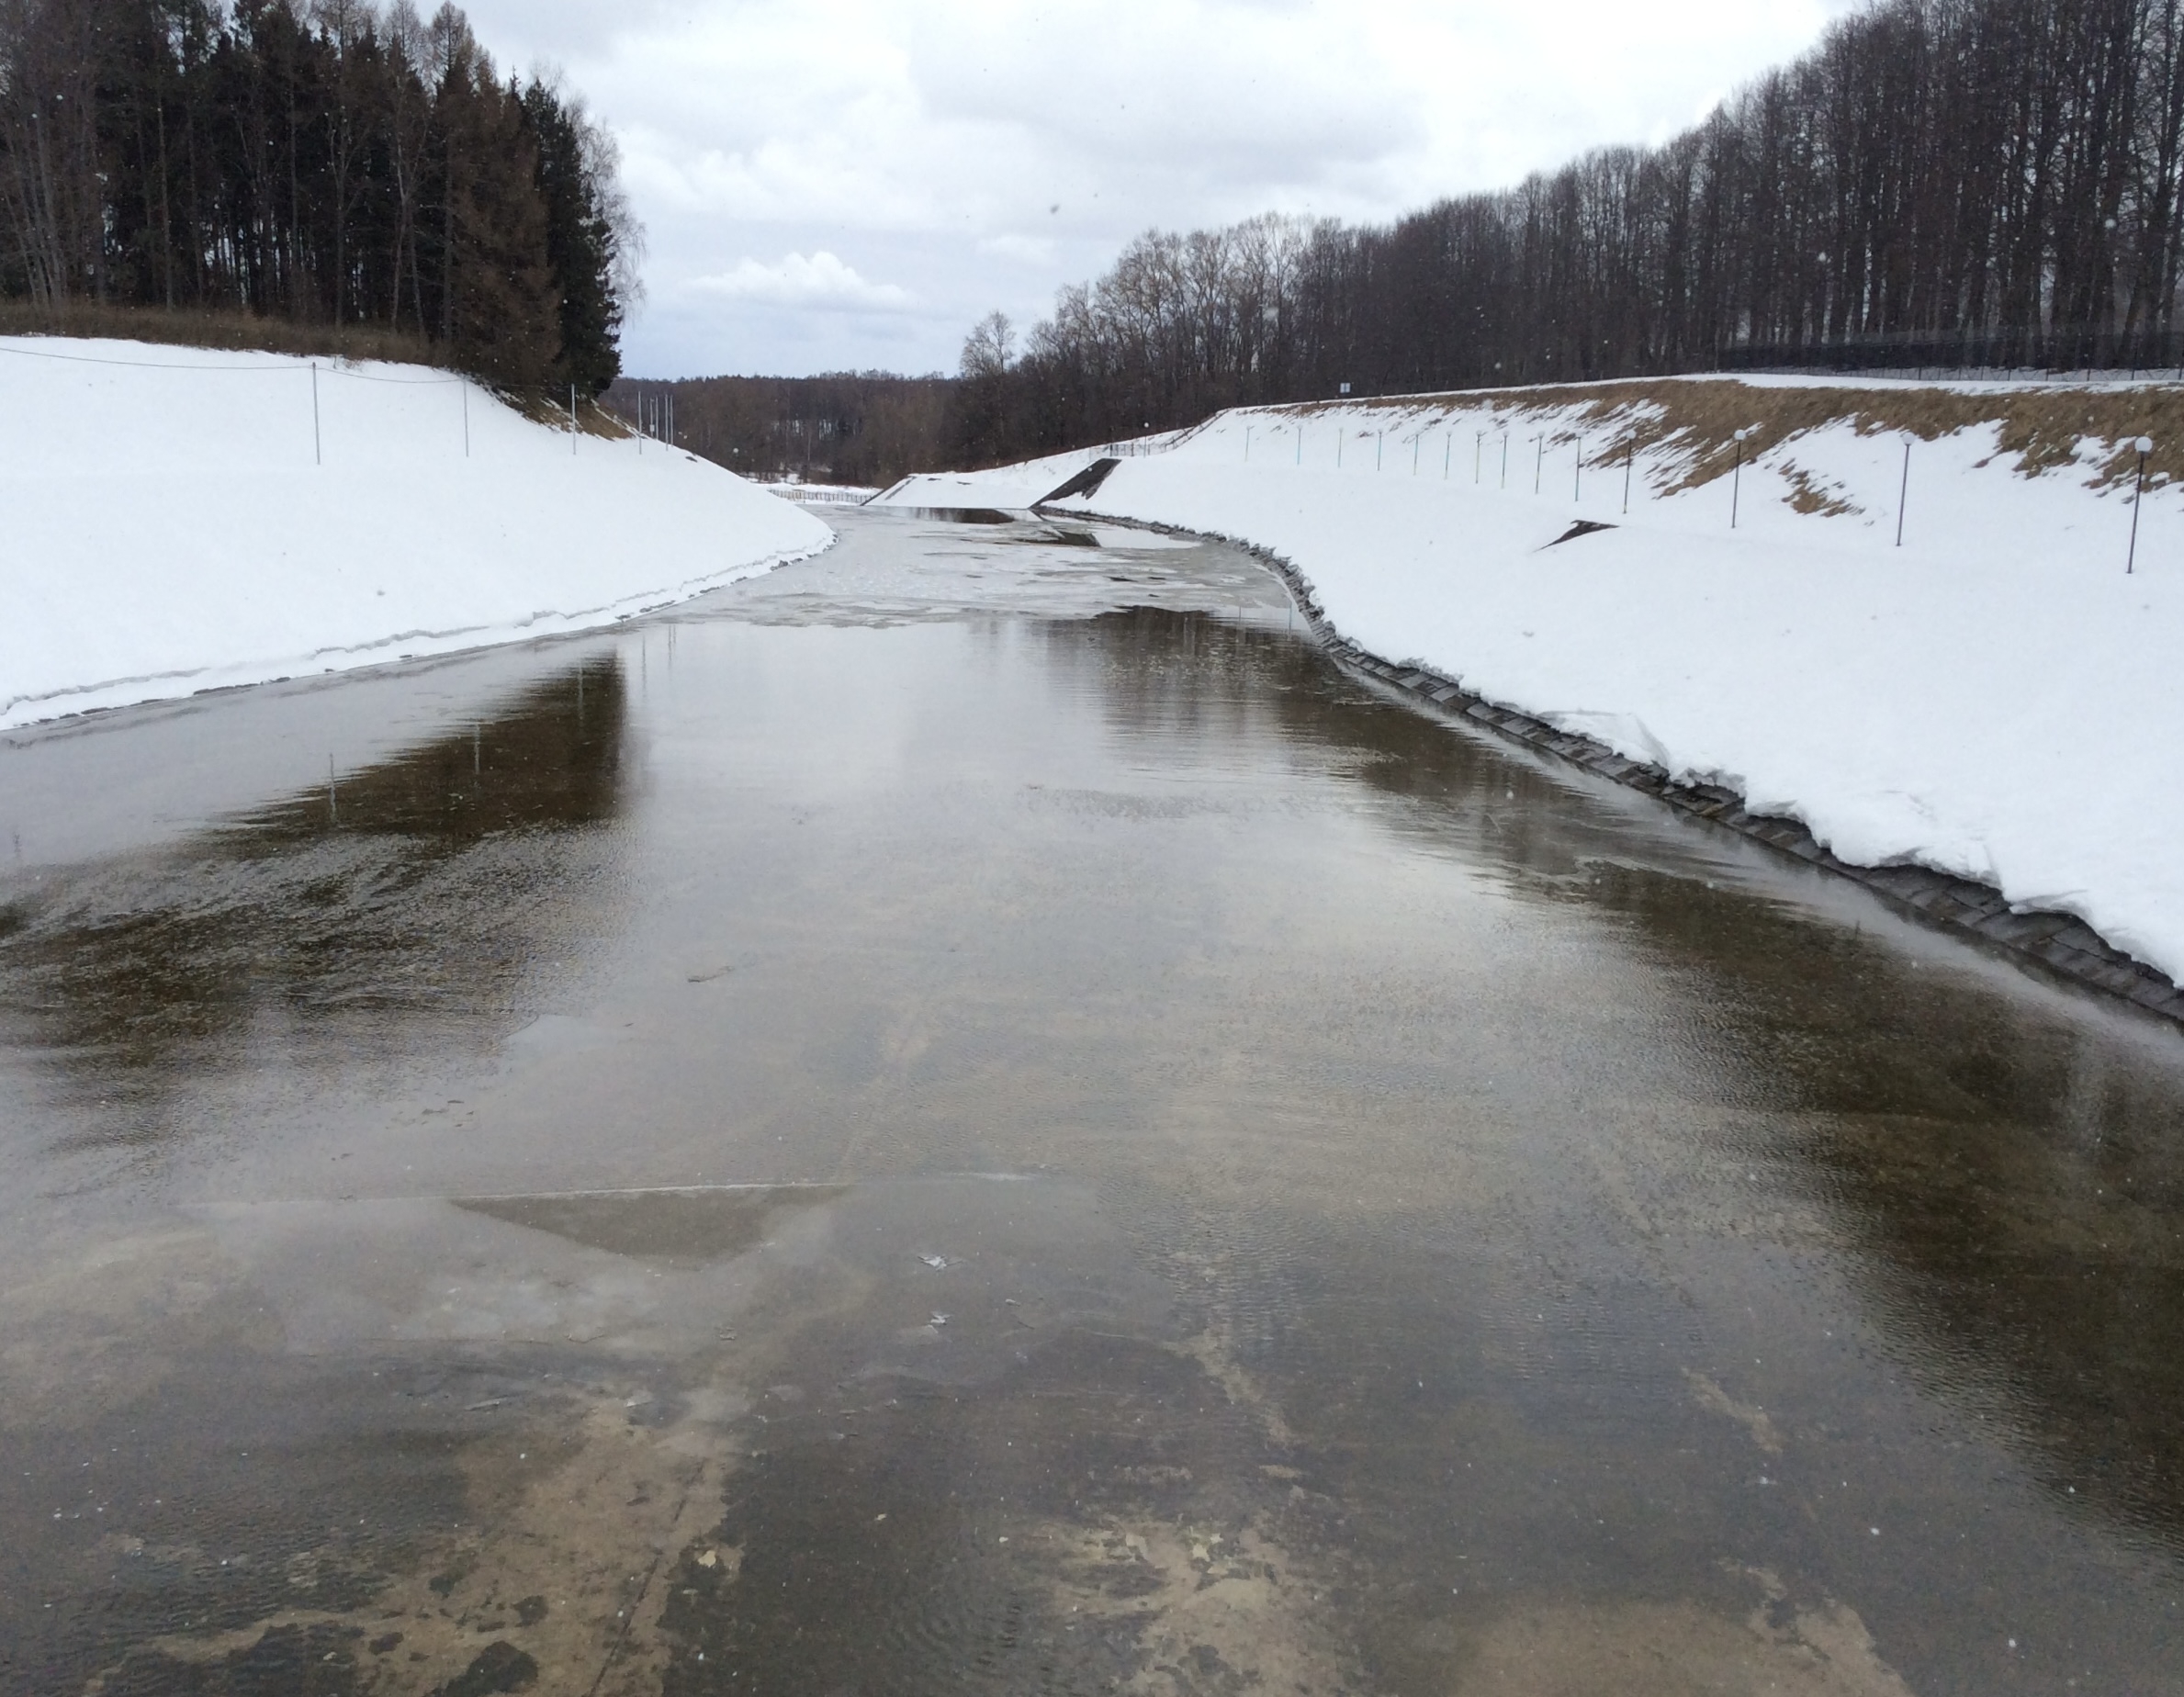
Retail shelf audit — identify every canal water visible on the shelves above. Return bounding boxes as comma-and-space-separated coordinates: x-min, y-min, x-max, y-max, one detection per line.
0, 508, 2179, 1696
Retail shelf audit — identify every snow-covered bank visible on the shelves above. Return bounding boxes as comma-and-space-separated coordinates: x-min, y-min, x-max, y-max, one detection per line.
875, 376, 2184, 984
2, 338, 832, 731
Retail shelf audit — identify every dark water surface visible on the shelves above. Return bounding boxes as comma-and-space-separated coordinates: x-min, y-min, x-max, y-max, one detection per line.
1, 509, 2180, 1696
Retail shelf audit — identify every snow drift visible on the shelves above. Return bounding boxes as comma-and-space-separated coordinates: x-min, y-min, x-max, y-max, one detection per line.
1, 337, 832, 731
874, 375, 2184, 985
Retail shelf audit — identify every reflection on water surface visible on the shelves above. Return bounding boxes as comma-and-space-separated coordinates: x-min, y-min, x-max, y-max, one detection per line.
0, 511, 2179, 1697
0, 660, 627, 1150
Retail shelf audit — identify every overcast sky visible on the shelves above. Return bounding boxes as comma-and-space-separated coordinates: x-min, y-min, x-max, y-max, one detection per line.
456, 0, 1867, 380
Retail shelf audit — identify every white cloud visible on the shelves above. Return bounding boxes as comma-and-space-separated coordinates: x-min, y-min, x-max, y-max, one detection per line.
456, 0, 1874, 376
687, 252, 914, 310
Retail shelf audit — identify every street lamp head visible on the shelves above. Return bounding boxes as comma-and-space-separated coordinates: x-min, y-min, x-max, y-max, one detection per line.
2135, 436, 2154, 455
1734, 428, 1751, 443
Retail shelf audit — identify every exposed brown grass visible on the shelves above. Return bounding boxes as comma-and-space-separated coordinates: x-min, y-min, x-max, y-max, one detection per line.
501, 388, 630, 438
0, 298, 435, 367
1781, 464, 1858, 515
1286, 376, 2184, 494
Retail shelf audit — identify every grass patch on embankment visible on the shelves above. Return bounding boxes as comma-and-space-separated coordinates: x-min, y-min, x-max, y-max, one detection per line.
1281, 376, 2184, 498
0, 299, 434, 367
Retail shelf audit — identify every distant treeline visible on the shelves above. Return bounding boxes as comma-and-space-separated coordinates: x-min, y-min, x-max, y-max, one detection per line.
957, 0, 2184, 465
0, 1, 637, 391
607, 373, 954, 489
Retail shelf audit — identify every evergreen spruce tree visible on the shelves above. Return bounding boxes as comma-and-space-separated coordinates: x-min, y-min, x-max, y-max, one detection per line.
0, 0, 632, 394
523, 78, 624, 396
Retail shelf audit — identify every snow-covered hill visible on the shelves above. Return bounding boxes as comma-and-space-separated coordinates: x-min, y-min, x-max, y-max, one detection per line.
1, 337, 831, 731
875, 376, 2184, 984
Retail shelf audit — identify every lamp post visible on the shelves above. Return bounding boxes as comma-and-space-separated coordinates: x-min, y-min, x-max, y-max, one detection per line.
1896, 435, 1912, 547
1731, 428, 1751, 528
2128, 435, 2154, 575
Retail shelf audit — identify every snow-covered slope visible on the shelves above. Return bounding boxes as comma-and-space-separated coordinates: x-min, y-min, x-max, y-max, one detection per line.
2, 337, 832, 730
876, 376, 2184, 983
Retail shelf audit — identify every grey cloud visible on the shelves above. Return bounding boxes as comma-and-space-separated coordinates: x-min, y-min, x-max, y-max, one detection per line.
462, 0, 1876, 376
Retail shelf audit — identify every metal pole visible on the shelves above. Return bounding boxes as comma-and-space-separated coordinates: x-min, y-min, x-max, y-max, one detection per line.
1574, 435, 1582, 502
1731, 430, 1746, 528
310, 361, 321, 466
1476, 432, 1482, 483
1377, 431, 1383, 472
1623, 438, 1633, 515
2128, 437, 2153, 574
1296, 423, 1302, 466
1533, 433, 1543, 493
1896, 437, 1910, 546
1500, 433, 1508, 489
1444, 434, 1451, 478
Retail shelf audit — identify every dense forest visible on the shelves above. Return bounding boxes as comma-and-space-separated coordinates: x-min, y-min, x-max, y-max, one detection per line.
959, 0, 2184, 466
0, 0, 636, 391
605, 372, 953, 489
